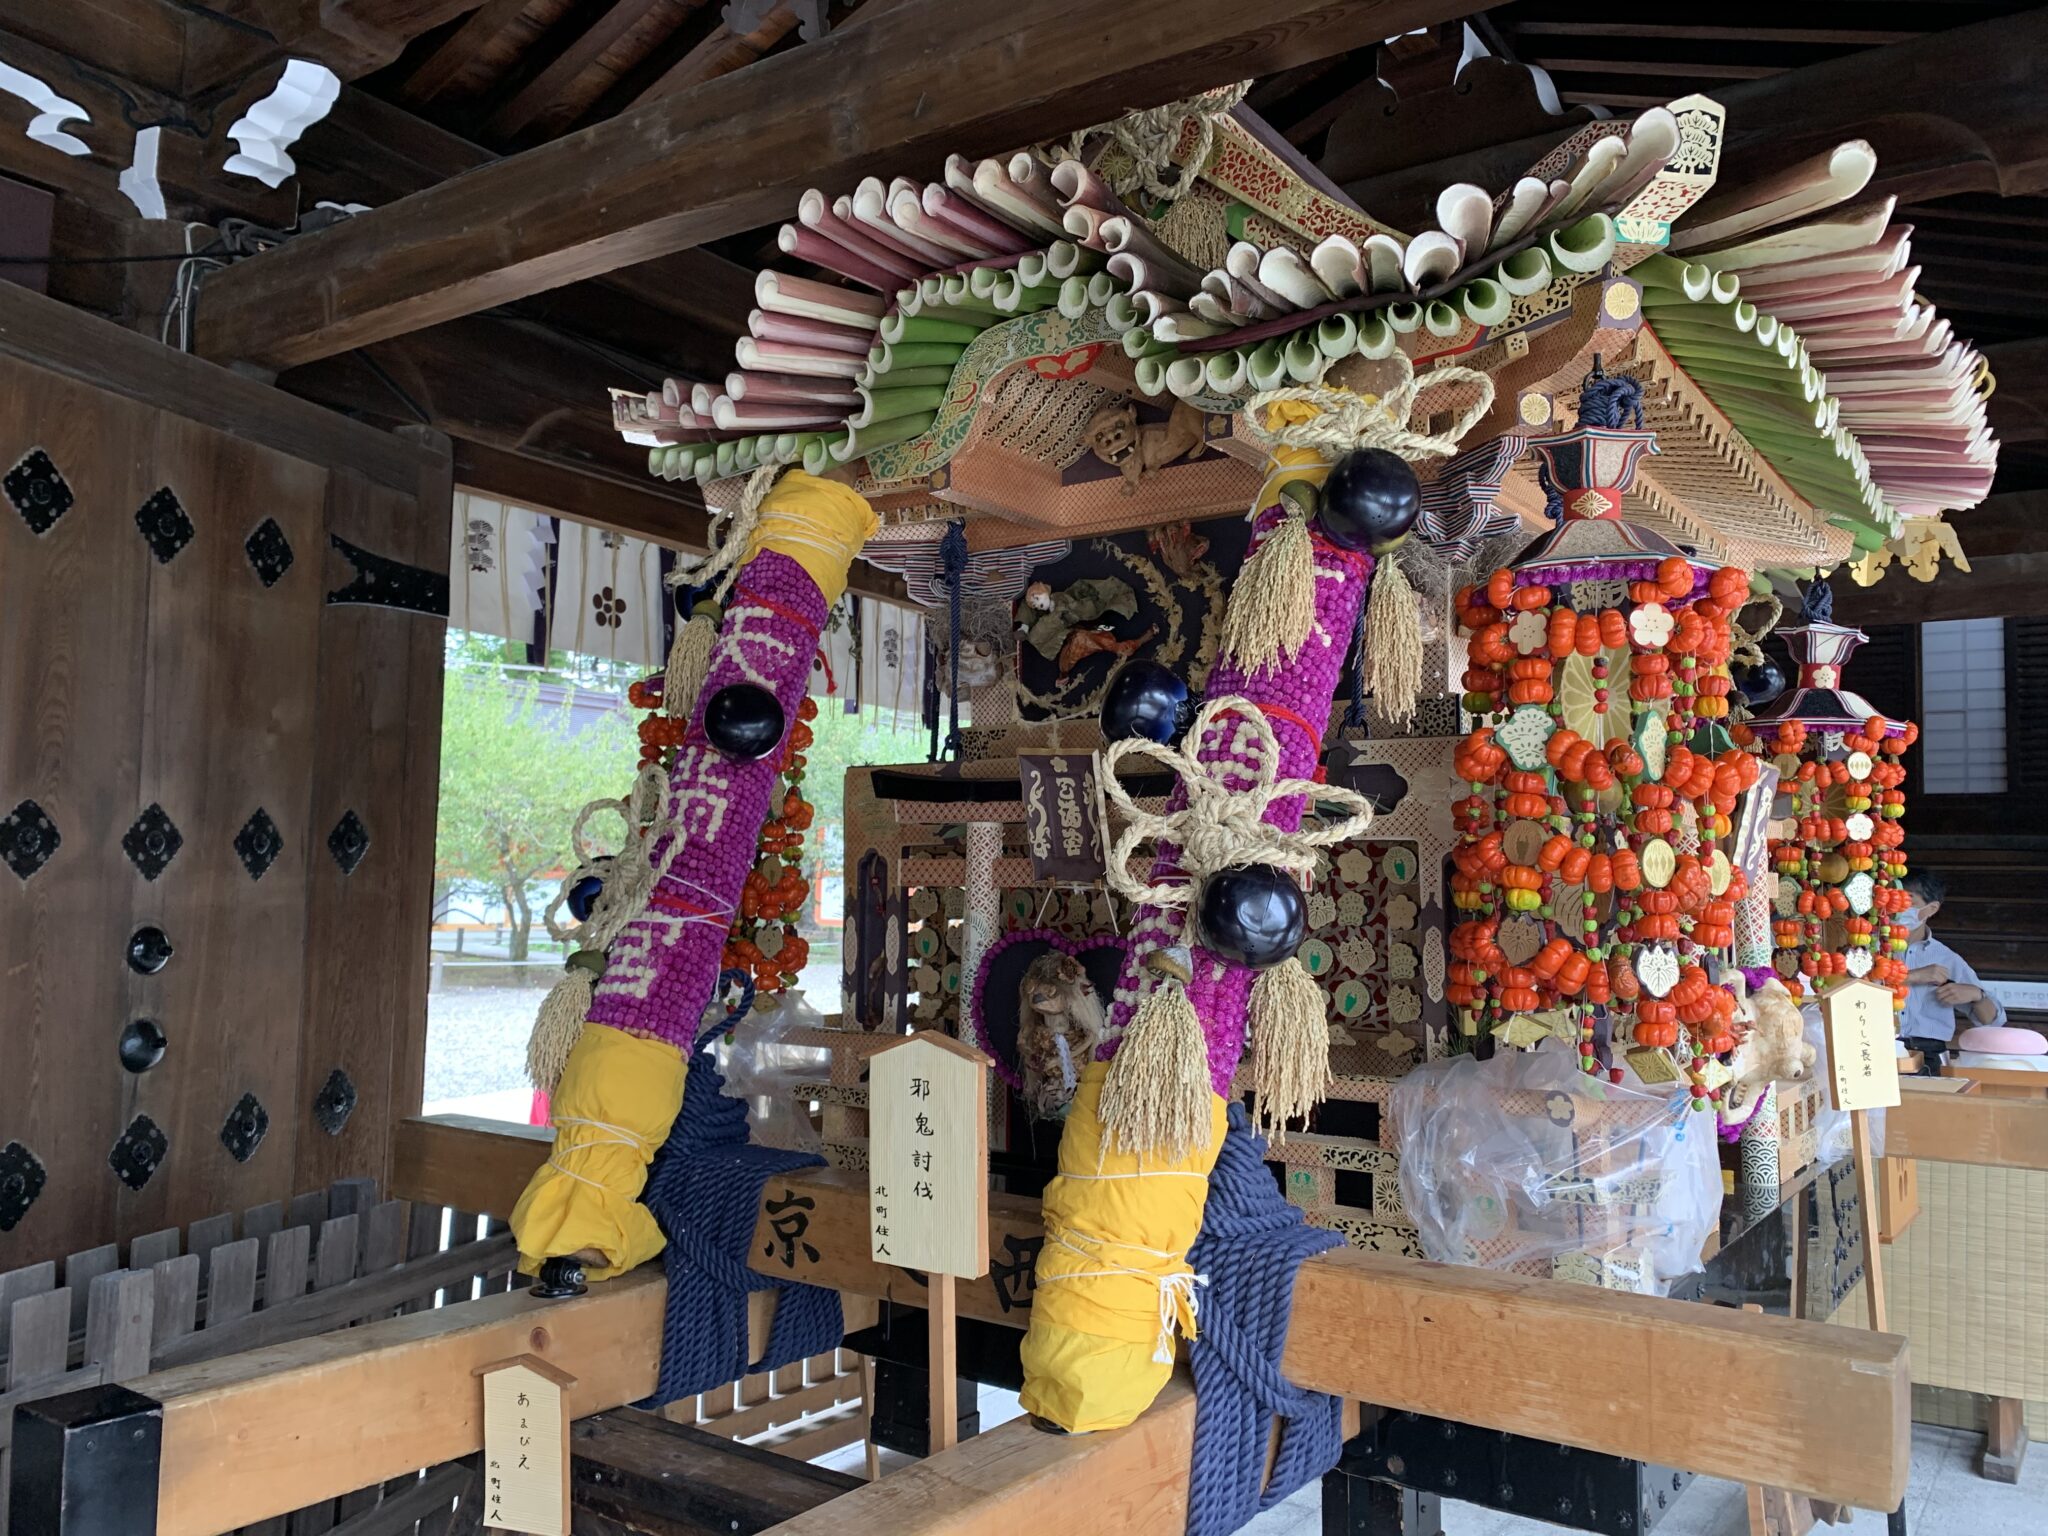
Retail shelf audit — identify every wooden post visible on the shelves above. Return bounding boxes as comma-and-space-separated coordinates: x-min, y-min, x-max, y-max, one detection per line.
868, 1034, 992, 1458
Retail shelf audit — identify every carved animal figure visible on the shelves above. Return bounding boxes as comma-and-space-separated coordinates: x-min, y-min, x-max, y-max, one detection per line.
1083, 398, 1206, 493
1017, 952, 1106, 1119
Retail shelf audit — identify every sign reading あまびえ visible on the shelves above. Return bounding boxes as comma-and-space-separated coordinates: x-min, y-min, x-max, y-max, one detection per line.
868, 1034, 991, 1278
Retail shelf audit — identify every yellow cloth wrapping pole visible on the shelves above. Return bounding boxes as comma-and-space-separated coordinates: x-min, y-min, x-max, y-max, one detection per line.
1018, 1063, 1227, 1432
511, 1024, 687, 1279
508, 469, 876, 1280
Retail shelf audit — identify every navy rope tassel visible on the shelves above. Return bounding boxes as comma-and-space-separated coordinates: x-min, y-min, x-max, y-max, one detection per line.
1575, 355, 1644, 430
1800, 576, 1834, 624
641, 1046, 842, 1404
939, 519, 968, 760
1184, 1103, 1345, 1536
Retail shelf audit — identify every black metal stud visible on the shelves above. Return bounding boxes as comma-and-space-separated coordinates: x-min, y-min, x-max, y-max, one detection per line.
108, 1115, 168, 1190
0, 798, 60, 881
244, 517, 293, 586
122, 803, 182, 881
127, 925, 174, 974
0, 1140, 47, 1231
314, 1068, 357, 1136
4, 448, 73, 535
327, 810, 369, 875
234, 807, 282, 881
118, 1019, 167, 1074
219, 1093, 269, 1163
134, 487, 194, 564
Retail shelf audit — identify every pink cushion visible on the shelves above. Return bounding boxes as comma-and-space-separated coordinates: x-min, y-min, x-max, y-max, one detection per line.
1956, 1026, 2047, 1057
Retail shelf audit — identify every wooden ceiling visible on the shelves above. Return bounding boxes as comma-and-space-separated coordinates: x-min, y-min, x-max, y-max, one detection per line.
5, 0, 2020, 578
307, 0, 2048, 482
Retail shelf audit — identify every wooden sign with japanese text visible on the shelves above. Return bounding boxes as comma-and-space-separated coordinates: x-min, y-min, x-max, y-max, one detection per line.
869, 1034, 991, 1278
1020, 753, 1106, 883
477, 1354, 574, 1536
1821, 979, 1901, 1113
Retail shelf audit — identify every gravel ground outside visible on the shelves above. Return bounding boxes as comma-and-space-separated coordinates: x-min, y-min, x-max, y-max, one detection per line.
423, 963, 845, 1115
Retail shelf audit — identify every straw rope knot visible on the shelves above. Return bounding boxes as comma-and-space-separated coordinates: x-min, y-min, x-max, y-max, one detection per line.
1055, 80, 1251, 205
1099, 698, 1375, 926
666, 461, 778, 604
1241, 352, 1496, 465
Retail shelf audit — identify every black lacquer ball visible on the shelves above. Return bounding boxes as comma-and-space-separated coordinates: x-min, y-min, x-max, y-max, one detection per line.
1196, 865, 1307, 969
1101, 660, 1191, 745
703, 684, 785, 761
1315, 447, 1421, 555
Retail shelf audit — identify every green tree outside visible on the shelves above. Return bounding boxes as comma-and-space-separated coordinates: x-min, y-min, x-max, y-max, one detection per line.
436, 655, 639, 960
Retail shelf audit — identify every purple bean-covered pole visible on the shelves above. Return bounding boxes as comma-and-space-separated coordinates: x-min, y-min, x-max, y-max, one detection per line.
589, 547, 827, 1049
1097, 513, 1372, 1091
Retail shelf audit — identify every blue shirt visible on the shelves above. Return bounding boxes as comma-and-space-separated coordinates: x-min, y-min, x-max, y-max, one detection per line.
1901, 933, 2006, 1043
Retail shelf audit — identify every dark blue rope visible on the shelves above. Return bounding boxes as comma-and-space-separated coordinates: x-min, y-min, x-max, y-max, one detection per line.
1801, 577, 1834, 624
1344, 600, 1367, 728
641, 1045, 842, 1403
1575, 356, 1644, 430
1184, 1103, 1345, 1536
1536, 457, 1565, 525
939, 519, 968, 760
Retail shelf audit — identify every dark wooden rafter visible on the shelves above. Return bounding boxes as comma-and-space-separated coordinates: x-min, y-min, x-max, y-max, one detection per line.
1340, 8, 2048, 232
399, 0, 533, 102
237, 0, 494, 78
628, 0, 797, 108
1832, 492, 2048, 628
482, 0, 668, 139
189, 0, 1491, 372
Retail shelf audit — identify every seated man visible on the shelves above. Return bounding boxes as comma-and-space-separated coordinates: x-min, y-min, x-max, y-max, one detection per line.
1898, 870, 2005, 1072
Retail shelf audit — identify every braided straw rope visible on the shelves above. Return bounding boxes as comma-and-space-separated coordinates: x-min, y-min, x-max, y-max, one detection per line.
1239, 352, 1497, 464
665, 462, 776, 604
1098, 699, 1377, 925
1057, 81, 1252, 205
1730, 591, 1785, 670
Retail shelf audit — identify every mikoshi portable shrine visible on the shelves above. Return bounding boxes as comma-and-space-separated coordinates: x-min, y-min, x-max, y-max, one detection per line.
3, 5, 2047, 1536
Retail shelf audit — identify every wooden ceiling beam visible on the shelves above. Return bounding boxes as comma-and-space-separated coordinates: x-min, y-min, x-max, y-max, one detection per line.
628, 0, 798, 107
1832, 492, 2048, 627
1987, 339, 2048, 446
399, 0, 531, 102
277, 312, 909, 601
237, 0, 492, 78
484, 0, 671, 142
1342, 8, 2048, 233
190, 0, 1483, 373
1503, 22, 1917, 46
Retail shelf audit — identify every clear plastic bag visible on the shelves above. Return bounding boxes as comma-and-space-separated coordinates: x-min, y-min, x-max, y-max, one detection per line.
1392, 1041, 1723, 1295
714, 993, 831, 1154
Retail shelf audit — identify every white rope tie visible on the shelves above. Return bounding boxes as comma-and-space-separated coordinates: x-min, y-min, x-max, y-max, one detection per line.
545, 1116, 653, 1191
1039, 1223, 1210, 1363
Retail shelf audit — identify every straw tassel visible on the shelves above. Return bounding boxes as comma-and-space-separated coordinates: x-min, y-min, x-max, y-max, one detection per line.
1246, 956, 1330, 1141
1361, 551, 1423, 731
526, 958, 596, 1095
1100, 949, 1211, 1161
1220, 508, 1316, 674
662, 601, 721, 720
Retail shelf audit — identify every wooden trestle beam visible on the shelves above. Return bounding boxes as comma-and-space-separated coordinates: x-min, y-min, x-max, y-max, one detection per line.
141, 1116, 1901, 1524
189, 0, 1482, 372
